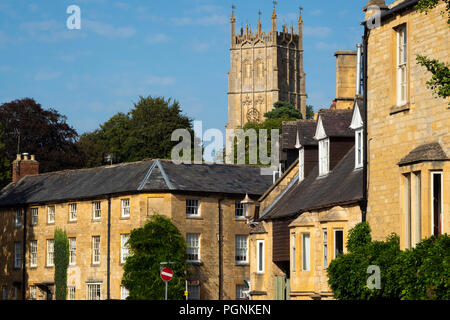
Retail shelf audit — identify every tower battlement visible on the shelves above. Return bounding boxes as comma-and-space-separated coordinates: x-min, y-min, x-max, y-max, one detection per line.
227, 7, 307, 129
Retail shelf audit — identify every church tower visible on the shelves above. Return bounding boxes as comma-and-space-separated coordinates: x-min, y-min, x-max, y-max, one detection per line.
226, 7, 307, 130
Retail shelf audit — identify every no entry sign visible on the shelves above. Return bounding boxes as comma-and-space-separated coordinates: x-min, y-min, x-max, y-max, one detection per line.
160, 267, 174, 282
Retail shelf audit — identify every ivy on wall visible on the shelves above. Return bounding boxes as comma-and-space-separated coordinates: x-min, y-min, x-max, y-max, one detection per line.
54, 228, 69, 300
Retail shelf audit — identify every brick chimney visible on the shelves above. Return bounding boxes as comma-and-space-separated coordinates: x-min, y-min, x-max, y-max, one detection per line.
12, 153, 39, 183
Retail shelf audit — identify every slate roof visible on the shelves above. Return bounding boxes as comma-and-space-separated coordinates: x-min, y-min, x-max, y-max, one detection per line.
0, 159, 273, 207
259, 146, 363, 220
318, 109, 354, 138
398, 142, 449, 166
281, 120, 318, 150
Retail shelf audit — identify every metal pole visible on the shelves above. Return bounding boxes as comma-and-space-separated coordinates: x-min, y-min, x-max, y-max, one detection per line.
165, 281, 168, 300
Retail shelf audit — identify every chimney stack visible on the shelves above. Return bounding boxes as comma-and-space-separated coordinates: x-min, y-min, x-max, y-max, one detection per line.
334, 50, 357, 110
12, 153, 39, 183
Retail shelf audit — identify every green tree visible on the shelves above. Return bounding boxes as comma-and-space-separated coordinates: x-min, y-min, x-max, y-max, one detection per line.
0, 98, 84, 175
263, 101, 303, 120
306, 105, 315, 120
54, 228, 69, 300
78, 96, 194, 167
416, 0, 450, 104
121, 215, 187, 300
0, 124, 11, 189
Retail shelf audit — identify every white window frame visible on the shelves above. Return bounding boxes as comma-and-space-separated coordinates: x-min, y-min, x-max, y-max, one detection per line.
236, 284, 247, 300
291, 233, 296, 272
92, 236, 100, 265
14, 242, 22, 269
298, 147, 305, 182
120, 286, 129, 300
355, 129, 363, 169
47, 239, 54, 267
30, 286, 36, 300
396, 25, 407, 106
235, 235, 248, 264
31, 208, 38, 226
86, 282, 101, 300
334, 229, 344, 259
186, 199, 200, 217
30, 240, 37, 268
15, 209, 22, 227
92, 201, 101, 220
256, 240, 265, 274
404, 173, 412, 248
120, 234, 130, 264
319, 138, 330, 176
68, 286, 76, 300
235, 201, 244, 218
69, 238, 76, 266
121, 199, 130, 218
69, 203, 77, 221
431, 172, 444, 236
186, 233, 200, 262
47, 206, 55, 224
302, 233, 310, 271
323, 229, 328, 269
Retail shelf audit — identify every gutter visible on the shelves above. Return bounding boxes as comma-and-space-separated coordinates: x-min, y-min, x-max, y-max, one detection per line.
22, 205, 28, 300
107, 195, 111, 300
361, 25, 370, 222
217, 196, 224, 300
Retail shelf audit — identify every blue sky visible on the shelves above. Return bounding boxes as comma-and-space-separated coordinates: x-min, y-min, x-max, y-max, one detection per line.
0, 0, 369, 136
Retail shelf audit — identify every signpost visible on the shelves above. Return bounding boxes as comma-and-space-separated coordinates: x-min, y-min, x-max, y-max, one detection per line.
160, 262, 174, 300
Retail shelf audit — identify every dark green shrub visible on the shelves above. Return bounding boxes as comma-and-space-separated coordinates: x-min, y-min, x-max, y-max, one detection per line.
54, 228, 69, 300
346, 222, 372, 253
327, 231, 401, 300
396, 234, 450, 300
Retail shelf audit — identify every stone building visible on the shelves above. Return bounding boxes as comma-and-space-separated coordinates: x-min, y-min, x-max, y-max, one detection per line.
227, 8, 307, 129
248, 100, 365, 300
363, 0, 449, 247
0, 157, 272, 300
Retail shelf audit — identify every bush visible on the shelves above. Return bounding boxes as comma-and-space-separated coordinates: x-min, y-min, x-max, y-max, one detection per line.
346, 222, 372, 253
327, 229, 401, 300
396, 234, 450, 300
328, 222, 450, 300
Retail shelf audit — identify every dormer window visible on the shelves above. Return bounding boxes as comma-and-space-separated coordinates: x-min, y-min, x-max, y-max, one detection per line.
314, 116, 330, 177
319, 138, 330, 176
295, 129, 304, 182
355, 129, 363, 169
350, 100, 364, 170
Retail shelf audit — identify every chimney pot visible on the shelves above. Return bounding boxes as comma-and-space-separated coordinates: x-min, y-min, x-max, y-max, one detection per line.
12, 153, 39, 183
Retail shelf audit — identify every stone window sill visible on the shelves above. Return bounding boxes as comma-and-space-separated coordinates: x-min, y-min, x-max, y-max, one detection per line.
186, 216, 203, 220
390, 103, 410, 115
188, 260, 203, 266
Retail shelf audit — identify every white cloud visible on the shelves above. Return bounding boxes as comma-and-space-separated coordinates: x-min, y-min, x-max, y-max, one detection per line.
145, 33, 170, 44
145, 75, 176, 86
303, 26, 332, 38
83, 19, 136, 38
34, 70, 62, 81
19, 20, 83, 42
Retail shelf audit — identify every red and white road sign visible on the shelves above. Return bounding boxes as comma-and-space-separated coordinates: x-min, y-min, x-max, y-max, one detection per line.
160, 267, 174, 282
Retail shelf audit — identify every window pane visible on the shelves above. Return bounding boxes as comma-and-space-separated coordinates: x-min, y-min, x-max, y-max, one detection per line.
235, 235, 248, 262
302, 234, 310, 271
334, 230, 344, 258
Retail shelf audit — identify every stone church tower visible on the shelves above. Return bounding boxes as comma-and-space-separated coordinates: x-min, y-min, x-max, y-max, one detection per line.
226, 8, 307, 130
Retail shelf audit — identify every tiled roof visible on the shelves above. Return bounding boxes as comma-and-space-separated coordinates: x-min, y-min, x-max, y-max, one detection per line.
259, 146, 363, 220
398, 142, 449, 166
281, 120, 318, 149
318, 109, 354, 138
0, 159, 273, 206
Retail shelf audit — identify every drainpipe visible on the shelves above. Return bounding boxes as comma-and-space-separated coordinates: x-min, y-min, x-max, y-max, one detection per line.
22, 205, 28, 300
107, 195, 111, 300
361, 25, 370, 222
217, 196, 224, 300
